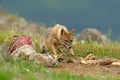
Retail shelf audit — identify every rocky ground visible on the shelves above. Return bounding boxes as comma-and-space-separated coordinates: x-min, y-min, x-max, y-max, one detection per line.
49, 55, 120, 77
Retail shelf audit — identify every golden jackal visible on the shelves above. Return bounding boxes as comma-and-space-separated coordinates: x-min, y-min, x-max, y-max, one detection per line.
40, 24, 75, 58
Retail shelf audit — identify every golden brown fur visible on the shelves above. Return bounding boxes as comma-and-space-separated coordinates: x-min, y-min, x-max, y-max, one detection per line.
40, 24, 75, 58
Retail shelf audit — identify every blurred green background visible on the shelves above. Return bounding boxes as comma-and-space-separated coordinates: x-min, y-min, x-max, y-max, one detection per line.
0, 0, 120, 40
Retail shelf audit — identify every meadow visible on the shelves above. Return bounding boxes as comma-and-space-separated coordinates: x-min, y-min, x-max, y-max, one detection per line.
0, 9, 120, 80
0, 30, 120, 80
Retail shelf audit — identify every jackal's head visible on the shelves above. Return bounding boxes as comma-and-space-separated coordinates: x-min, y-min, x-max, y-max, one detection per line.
60, 29, 75, 55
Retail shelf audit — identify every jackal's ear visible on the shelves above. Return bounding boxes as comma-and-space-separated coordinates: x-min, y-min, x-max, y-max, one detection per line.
70, 29, 75, 35
61, 29, 66, 35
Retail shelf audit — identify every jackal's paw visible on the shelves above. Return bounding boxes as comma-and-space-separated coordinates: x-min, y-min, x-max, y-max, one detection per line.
52, 55, 58, 60
70, 48, 74, 56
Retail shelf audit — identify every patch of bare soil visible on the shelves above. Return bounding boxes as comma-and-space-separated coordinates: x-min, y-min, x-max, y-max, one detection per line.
48, 56, 120, 76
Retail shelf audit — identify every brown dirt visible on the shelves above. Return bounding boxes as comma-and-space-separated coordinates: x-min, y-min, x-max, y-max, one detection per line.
48, 56, 120, 76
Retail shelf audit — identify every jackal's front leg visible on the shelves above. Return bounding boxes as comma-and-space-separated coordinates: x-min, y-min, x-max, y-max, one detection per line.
69, 48, 74, 56
51, 38, 58, 59
51, 44, 58, 59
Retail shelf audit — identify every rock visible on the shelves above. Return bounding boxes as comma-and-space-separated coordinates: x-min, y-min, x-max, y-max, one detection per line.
77, 28, 110, 44
112, 62, 120, 66
0, 43, 10, 61
99, 58, 114, 66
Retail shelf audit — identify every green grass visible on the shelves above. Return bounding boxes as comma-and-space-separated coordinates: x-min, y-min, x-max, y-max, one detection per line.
0, 58, 83, 80
73, 41, 120, 59
0, 30, 20, 45
1, 58, 120, 80
1, 31, 120, 80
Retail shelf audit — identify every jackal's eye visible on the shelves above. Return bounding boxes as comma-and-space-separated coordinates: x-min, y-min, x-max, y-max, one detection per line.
70, 40, 73, 42
65, 40, 68, 42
